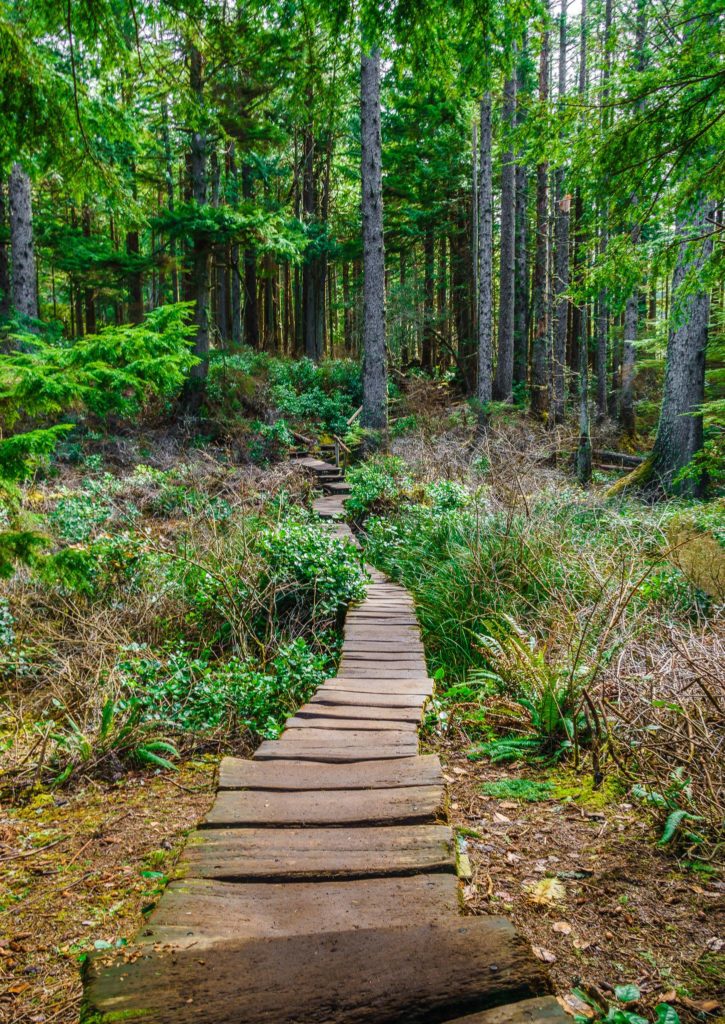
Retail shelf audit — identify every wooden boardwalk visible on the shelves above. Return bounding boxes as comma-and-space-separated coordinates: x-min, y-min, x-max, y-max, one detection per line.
82, 457, 567, 1024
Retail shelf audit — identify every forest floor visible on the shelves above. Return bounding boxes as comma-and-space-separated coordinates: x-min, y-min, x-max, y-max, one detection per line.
1, 760, 217, 1024
436, 740, 724, 1023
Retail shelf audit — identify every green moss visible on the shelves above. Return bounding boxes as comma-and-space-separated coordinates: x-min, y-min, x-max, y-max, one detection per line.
552, 771, 625, 809
480, 778, 554, 802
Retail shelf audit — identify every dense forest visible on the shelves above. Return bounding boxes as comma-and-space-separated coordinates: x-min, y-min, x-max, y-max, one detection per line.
0, 0, 723, 1022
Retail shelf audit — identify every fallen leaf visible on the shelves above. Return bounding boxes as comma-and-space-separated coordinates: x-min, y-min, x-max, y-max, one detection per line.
553, 921, 572, 934
506, 852, 521, 864
452, 767, 467, 775
7, 982, 30, 995
678, 997, 721, 1014
492, 812, 511, 824
525, 877, 566, 907
573, 938, 593, 950
705, 936, 723, 952
558, 993, 596, 1019
532, 945, 557, 963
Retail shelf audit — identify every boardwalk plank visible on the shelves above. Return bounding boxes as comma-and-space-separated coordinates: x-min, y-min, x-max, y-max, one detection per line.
83, 918, 550, 1024
447, 997, 570, 1023
202, 784, 444, 828
294, 702, 423, 723
218, 755, 443, 791
285, 715, 418, 730
178, 824, 454, 880
137, 874, 461, 946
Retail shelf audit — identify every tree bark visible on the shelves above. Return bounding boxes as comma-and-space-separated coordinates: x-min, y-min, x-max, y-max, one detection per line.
553, 7, 570, 423
184, 45, 210, 411
422, 222, 435, 371
8, 163, 38, 322
477, 94, 494, 416
574, 0, 592, 478
575, 303, 592, 484
530, 22, 550, 419
360, 48, 388, 435
0, 183, 11, 318
619, 0, 647, 435
651, 201, 715, 496
242, 163, 260, 349
494, 74, 517, 401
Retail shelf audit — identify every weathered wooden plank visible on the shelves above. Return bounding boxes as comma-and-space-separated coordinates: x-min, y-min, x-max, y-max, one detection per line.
447, 997, 569, 1023
83, 917, 551, 1024
178, 824, 454, 881
295, 701, 423, 723
338, 663, 428, 675
218, 755, 443, 791
310, 689, 426, 708
286, 714, 418, 731
202, 784, 444, 828
275, 727, 414, 746
447, 997, 569, 1024
325, 677, 434, 694
138, 874, 461, 947
254, 740, 418, 762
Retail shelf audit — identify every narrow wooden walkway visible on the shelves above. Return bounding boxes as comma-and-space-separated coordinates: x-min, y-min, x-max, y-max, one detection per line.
82, 458, 567, 1024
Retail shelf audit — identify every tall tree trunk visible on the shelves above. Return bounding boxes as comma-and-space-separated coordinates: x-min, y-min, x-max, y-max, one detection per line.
530, 21, 550, 419
619, 0, 647, 435
82, 205, 97, 333
477, 94, 494, 416
8, 163, 38, 322
184, 46, 210, 410
575, 304, 592, 484
162, 96, 179, 304
242, 163, 260, 348
553, 7, 569, 423
595, 0, 613, 422
513, 43, 530, 390
360, 48, 388, 435
302, 120, 322, 362
494, 74, 517, 401
126, 228, 143, 324
229, 145, 242, 347
651, 201, 715, 496
422, 222, 435, 371
574, 0, 592, 479
0, 184, 11, 317
342, 261, 353, 355
453, 198, 475, 392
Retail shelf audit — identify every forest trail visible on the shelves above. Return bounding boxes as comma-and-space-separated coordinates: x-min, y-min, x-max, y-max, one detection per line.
81, 457, 567, 1024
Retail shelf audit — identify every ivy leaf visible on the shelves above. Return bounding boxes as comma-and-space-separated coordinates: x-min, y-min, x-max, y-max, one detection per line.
615, 984, 641, 1004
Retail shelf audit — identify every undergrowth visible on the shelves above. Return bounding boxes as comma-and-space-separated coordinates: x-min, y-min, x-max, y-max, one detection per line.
358, 453, 723, 855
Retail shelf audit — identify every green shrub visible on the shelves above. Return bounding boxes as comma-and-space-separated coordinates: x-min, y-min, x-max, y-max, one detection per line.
118, 637, 332, 739
248, 419, 295, 465
345, 455, 413, 519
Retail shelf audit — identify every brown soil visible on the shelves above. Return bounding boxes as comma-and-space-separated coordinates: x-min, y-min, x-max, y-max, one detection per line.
436, 739, 724, 1023
0, 759, 217, 1024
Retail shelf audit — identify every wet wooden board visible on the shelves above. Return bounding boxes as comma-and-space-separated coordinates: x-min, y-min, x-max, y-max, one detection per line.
449, 997, 570, 1023
84, 918, 551, 1024
218, 755, 443, 791
202, 785, 444, 828
178, 824, 454, 881
138, 874, 461, 946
